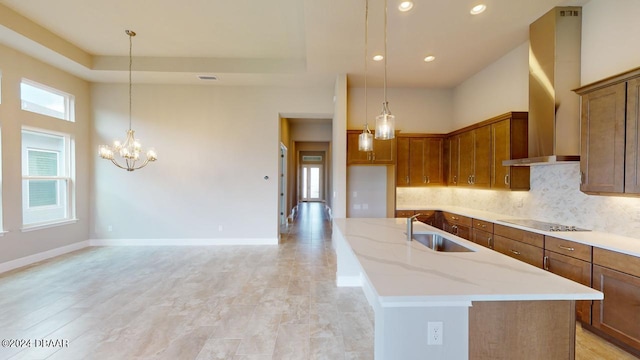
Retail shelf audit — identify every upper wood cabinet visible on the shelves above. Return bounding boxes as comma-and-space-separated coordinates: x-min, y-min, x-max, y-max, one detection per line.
575, 67, 640, 195
397, 135, 444, 187
347, 130, 396, 165
491, 115, 530, 190
447, 112, 529, 190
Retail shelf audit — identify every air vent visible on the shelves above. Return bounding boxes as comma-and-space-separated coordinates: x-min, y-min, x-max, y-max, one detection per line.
560, 10, 579, 16
198, 75, 218, 81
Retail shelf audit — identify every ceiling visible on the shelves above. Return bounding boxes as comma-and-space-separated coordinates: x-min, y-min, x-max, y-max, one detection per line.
0, 0, 589, 88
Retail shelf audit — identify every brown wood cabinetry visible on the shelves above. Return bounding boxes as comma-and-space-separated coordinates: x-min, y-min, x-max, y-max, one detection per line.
592, 247, 640, 353
346, 130, 396, 165
441, 212, 472, 240
395, 210, 415, 218
456, 126, 491, 188
396, 135, 444, 187
491, 115, 530, 190
575, 67, 640, 195
493, 224, 544, 267
446, 112, 529, 190
543, 236, 592, 324
471, 219, 494, 249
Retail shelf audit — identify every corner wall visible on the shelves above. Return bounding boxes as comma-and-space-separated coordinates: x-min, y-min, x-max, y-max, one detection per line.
0, 43, 91, 264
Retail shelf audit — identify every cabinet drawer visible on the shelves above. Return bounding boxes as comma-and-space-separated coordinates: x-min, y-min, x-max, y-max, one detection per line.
494, 235, 543, 268
494, 224, 544, 248
395, 210, 415, 218
442, 212, 472, 227
594, 247, 640, 278
472, 219, 494, 233
472, 228, 493, 249
545, 236, 592, 262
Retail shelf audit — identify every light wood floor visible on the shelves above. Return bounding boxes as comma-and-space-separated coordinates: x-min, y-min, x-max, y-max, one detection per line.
0, 202, 636, 359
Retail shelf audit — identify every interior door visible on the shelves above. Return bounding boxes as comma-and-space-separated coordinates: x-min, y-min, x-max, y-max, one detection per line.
301, 164, 322, 202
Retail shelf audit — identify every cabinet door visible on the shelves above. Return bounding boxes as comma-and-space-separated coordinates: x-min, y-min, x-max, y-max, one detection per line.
493, 235, 543, 268
491, 120, 511, 189
626, 78, 640, 194
544, 250, 592, 324
473, 125, 491, 188
472, 228, 493, 249
425, 138, 444, 185
396, 137, 410, 186
593, 265, 640, 350
347, 131, 371, 164
580, 82, 626, 193
409, 138, 426, 185
459, 131, 475, 186
447, 135, 460, 186
371, 137, 395, 164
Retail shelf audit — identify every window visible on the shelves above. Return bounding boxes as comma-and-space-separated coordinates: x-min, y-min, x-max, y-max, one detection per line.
21, 128, 74, 228
20, 79, 75, 121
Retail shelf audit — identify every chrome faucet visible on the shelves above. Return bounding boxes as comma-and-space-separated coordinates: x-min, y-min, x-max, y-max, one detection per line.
406, 214, 421, 241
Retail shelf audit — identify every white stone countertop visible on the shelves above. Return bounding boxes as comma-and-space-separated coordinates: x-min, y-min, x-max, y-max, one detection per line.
397, 205, 640, 258
334, 218, 603, 304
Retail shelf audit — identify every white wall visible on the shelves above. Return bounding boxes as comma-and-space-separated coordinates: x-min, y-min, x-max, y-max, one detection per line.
452, 42, 529, 128
0, 43, 91, 264
91, 83, 334, 241
581, 0, 640, 85
348, 87, 454, 133
332, 75, 348, 219
398, 0, 640, 241
347, 166, 388, 218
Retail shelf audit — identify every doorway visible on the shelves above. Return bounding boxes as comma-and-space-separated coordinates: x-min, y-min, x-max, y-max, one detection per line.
300, 164, 323, 202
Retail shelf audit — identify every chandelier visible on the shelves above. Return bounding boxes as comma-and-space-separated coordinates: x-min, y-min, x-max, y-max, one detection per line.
375, 0, 396, 140
358, 0, 373, 152
98, 30, 157, 171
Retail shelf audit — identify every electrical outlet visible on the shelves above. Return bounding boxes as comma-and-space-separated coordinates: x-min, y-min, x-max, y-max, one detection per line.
428, 321, 443, 345
218, 225, 223, 232
107, 225, 113, 232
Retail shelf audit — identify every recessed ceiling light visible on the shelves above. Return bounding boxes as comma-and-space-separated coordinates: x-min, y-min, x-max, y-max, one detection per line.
373, 55, 384, 61
470, 4, 487, 15
424, 55, 436, 62
198, 75, 218, 81
398, 1, 414, 12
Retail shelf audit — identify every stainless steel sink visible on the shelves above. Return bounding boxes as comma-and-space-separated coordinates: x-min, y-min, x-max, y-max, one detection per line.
412, 233, 475, 253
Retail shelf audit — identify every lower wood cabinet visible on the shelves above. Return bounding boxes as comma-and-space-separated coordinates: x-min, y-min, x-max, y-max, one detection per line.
493, 235, 543, 268
471, 228, 493, 249
544, 250, 592, 323
441, 212, 472, 240
592, 248, 640, 352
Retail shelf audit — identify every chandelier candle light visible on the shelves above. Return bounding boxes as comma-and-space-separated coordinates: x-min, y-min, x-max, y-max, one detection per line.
98, 30, 157, 171
375, 0, 395, 140
358, 0, 373, 152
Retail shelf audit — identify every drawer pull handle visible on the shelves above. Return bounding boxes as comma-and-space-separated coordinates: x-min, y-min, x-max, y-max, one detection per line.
510, 249, 521, 256
558, 245, 575, 251
487, 237, 492, 249
543, 255, 549, 270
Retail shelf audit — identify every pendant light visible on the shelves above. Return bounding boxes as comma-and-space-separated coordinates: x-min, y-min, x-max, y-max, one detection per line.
375, 0, 395, 140
358, 0, 373, 152
98, 30, 157, 171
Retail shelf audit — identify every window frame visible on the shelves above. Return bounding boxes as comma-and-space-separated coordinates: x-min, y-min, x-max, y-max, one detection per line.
20, 78, 75, 122
21, 127, 76, 231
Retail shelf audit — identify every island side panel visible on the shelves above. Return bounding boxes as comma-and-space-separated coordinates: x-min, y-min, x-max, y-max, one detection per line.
469, 300, 576, 360
375, 306, 469, 360
333, 220, 363, 287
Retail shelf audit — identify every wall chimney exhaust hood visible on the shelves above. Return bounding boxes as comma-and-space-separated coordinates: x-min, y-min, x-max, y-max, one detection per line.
503, 7, 582, 166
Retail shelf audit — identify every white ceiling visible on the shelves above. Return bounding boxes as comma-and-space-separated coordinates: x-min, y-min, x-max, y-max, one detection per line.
0, 0, 589, 88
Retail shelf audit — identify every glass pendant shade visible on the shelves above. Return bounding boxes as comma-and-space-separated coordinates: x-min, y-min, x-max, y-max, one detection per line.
375, 101, 395, 140
358, 127, 373, 152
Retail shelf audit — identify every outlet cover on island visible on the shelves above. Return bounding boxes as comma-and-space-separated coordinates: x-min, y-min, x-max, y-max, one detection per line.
428, 321, 443, 345
218, 225, 223, 232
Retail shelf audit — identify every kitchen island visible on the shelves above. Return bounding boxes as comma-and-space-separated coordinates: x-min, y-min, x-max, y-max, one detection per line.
333, 218, 603, 360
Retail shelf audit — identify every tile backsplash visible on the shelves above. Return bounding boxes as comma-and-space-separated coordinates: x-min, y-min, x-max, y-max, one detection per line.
396, 163, 640, 239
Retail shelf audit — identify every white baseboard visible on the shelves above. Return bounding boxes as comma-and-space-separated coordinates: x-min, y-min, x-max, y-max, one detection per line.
336, 275, 362, 287
0, 240, 91, 274
89, 238, 279, 246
